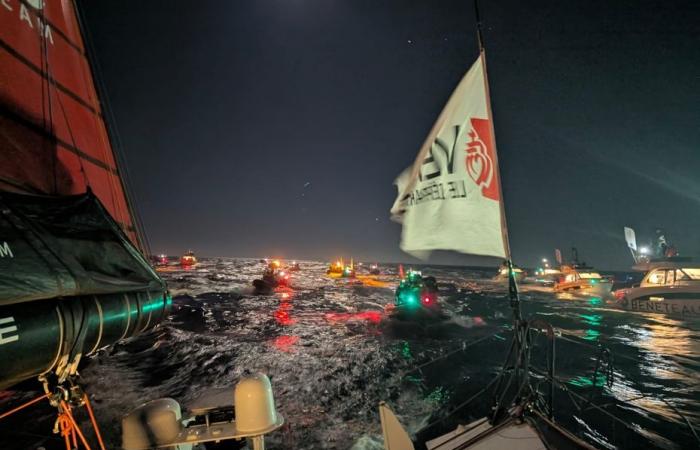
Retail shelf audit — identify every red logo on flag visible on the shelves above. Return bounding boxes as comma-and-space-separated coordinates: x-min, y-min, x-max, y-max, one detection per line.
465, 118, 499, 201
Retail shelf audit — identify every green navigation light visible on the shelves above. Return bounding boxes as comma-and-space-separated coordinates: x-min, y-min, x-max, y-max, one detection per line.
404, 292, 418, 306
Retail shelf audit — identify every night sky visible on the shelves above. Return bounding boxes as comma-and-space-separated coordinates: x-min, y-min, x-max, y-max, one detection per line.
79, 0, 700, 270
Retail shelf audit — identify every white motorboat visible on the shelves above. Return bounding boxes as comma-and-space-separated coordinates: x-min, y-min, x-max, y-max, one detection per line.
612, 258, 700, 318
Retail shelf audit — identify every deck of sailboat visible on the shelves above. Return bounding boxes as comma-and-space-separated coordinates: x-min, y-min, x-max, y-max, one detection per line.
426, 417, 546, 450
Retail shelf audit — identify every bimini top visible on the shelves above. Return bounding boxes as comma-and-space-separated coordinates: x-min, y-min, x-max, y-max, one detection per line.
632, 256, 699, 272
0, 190, 165, 306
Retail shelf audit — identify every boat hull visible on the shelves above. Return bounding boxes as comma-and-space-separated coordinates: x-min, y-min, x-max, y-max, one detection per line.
614, 287, 700, 317
554, 280, 612, 296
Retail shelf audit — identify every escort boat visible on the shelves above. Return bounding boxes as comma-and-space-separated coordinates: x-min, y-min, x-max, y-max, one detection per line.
327, 258, 356, 278
612, 258, 700, 317
253, 262, 291, 294
180, 250, 197, 266
553, 264, 613, 296
387, 270, 441, 320
495, 261, 526, 282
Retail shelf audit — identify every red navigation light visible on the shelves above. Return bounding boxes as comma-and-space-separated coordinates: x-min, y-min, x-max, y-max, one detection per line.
281, 292, 289, 299
422, 296, 431, 304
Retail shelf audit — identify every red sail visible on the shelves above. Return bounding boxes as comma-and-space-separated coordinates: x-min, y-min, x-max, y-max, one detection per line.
0, 0, 141, 248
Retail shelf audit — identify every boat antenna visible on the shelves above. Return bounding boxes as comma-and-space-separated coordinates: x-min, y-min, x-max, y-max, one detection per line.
474, 0, 485, 52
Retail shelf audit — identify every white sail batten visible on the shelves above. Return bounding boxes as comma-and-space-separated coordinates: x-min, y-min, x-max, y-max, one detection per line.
391, 53, 508, 259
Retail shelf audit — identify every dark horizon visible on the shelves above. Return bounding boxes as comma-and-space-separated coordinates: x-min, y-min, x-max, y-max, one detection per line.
79, 0, 700, 271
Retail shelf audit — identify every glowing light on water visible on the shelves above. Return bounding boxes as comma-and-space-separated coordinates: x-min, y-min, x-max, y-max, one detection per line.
271, 335, 299, 352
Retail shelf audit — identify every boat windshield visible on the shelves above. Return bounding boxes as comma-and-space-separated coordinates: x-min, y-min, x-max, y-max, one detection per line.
680, 268, 700, 280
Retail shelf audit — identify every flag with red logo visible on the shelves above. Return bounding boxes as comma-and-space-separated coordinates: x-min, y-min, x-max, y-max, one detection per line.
391, 53, 508, 259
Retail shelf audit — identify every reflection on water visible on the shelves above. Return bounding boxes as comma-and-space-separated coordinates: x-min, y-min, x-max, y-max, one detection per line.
1, 259, 697, 450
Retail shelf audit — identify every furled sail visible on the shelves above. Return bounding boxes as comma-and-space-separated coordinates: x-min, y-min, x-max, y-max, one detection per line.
0, 0, 142, 248
391, 52, 508, 259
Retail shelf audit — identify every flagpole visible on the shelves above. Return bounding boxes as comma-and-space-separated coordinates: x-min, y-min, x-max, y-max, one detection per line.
473, 1, 514, 270
474, 0, 485, 52
473, 2, 526, 422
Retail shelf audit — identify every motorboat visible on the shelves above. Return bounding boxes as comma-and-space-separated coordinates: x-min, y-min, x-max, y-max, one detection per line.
391, 270, 440, 316
612, 258, 700, 317
327, 258, 356, 278
327, 260, 345, 275
553, 264, 613, 296
253, 262, 291, 294
180, 250, 197, 266
494, 261, 526, 282
151, 253, 169, 266
530, 267, 562, 286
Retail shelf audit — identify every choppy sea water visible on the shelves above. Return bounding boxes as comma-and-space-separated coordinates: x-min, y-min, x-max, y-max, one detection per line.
1, 258, 698, 449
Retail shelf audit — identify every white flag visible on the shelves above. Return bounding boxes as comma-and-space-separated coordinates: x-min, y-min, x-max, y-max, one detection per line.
391, 54, 508, 259
624, 227, 637, 251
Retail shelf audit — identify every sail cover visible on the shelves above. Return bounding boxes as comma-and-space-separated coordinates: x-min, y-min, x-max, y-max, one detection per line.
391, 53, 508, 259
0, 0, 142, 248
0, 190, 164, 306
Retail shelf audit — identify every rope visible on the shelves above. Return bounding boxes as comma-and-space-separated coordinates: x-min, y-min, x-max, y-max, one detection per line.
37, 6, 56, 193
399, 332, 502, 378
418, 376, 500, 433
59, 400, 92, 450
0, 382, 106, 450
74, 1, 152, 255
0, 393, 49, 420
36, 3, 90, 192
83, 393, 106, 450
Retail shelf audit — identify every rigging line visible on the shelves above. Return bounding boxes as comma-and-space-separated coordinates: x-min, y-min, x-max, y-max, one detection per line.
37, 9, 56, 193
555, 331, 694, 380
530, 330, 697, 436
418, 376, 501, 433
657, 396, 700, 443
531, 367, 700, 446
71, 5, 123, 227
36, 8, 90, 191
74, 1, 152, 255
399, 332, 502, 378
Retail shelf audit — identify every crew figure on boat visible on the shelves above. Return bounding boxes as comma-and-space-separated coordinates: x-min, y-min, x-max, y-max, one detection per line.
253, 260, 290, 294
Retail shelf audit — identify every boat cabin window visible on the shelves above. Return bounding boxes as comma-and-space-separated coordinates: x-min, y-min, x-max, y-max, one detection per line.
681, 268, 700, 280
646, 269, 666, 285
578, 272, 601, 279
565, 273, 577, 282
665, 269, 675, 285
